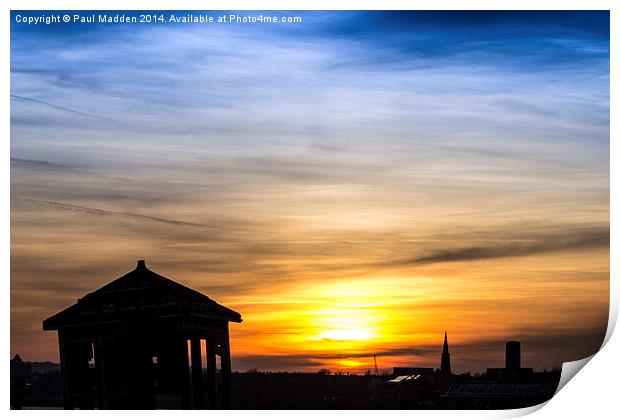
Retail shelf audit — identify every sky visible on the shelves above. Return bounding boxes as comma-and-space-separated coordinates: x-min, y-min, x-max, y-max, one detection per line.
10, 11, 609, 374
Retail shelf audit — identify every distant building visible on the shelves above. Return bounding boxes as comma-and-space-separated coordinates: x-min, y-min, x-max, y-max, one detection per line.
444, 340, 558, 409
382, 332, 456, 407
383, 336, 560, 409
485, 340, 533, 379
10, 354, 31, 379
506, 341, 521, 372
43, 260, 242, 409
444, 381, 558, 409
440, 331, 451, 375
382, 374, 436, 408
392, 367, 435, 378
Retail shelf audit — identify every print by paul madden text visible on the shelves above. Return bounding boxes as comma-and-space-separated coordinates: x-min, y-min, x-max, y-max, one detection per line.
14, 12, 303, 26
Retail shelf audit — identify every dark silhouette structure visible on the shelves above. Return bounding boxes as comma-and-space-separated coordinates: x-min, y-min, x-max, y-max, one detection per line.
445, 340, 555, 409
43, 260, 242, 409
390, 333, 455, 398
486, 340, 533, 378
440, 331, 451, 375
505, 341, 521, 373
10, 355, 62, 409
383, 337, 559, 409
13, 334, 561, 410
392, 367, 434, 378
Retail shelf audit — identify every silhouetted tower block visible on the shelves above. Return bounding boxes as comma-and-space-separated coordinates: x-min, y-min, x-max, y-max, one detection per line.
43, 260, 242, 410
440, 331, 451, 375
506, 341, 521, 373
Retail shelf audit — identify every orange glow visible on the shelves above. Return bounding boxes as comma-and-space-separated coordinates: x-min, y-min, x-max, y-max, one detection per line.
10, 170, 609, 374
224, 248, 608, 373
337, 359, 364, 369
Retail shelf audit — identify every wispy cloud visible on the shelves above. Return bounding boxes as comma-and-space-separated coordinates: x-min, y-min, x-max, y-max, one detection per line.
12, 197, 218, 228
382, 226, 609, 266
11, 157, 78, 171
10, 94, 121, 123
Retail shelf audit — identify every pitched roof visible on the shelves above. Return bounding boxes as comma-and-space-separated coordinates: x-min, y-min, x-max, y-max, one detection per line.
43, 260, 242, 330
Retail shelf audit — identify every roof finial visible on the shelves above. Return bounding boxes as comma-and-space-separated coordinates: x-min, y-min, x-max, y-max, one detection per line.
136, 260, 146, 269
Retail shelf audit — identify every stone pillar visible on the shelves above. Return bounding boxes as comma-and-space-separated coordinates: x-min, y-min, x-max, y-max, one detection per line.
58, 331, 74, 410
129, 336, 155, 409
206, 334, 218, 409
190, 337, 204, 409
177, 337, 191, 409
95, 333, 109, 409
220, 325, 232, 409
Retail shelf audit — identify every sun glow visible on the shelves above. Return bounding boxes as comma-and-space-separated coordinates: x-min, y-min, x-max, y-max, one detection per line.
321, 328, 375, 341
337, 359, 364, 368
305, 282, 388, 348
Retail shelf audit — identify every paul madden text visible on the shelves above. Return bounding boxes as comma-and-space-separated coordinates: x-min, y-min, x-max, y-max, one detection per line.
14, 12, 303, 26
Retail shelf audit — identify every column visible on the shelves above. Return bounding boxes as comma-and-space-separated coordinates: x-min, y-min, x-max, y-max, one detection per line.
190, 337, 204, 409
206, 333, 218, 409
220, 325, 232, 409
177, 336, 191, 409
58, 331, 74, 410
95, 333, 109, 409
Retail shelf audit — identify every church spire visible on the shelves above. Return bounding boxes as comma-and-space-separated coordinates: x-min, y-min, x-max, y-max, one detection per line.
440, 331, 452, 374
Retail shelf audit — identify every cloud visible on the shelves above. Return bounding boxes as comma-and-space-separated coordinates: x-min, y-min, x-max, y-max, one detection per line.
12, 197, 218, 228
10, 94, 121, 123
382, 226, 609, 266
11, 157, 78, 171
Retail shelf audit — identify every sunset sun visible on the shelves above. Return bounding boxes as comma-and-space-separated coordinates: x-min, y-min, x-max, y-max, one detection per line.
321, 327, 376, 342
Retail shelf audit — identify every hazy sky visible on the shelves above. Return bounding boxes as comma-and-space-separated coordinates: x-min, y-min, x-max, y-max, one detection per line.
11, 11, 609, 373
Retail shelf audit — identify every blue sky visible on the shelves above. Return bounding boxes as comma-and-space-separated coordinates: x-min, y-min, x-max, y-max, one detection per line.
11, 11, 609, 150
10, 11, 609, 372
11, 11, 609, 161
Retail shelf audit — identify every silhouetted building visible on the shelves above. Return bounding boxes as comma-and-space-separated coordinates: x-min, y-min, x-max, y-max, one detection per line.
231, 372, 379, 409
392, 367, 434, 378
43, 260, 242, 409
11, 354, 31, 379
444, 380, 559, 409
444, 340, 557, 409
485, 340, 533, 379
506, 341, 521, 373
11, 356, 63, 409
382, 374, 436, 408
440, 331, 451, 375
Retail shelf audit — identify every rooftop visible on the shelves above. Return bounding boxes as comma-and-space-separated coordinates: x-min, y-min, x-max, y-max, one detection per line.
43, 260, 242, 330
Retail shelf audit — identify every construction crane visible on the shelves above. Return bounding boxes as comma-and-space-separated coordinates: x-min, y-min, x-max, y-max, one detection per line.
373, 354, 379, 376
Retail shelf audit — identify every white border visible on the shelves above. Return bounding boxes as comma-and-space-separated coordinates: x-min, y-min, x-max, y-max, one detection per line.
3, 1, 616, 419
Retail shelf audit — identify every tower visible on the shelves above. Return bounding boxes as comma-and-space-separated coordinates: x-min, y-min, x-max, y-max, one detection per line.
506, 341, 521, 373
440, 331, 452, 375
